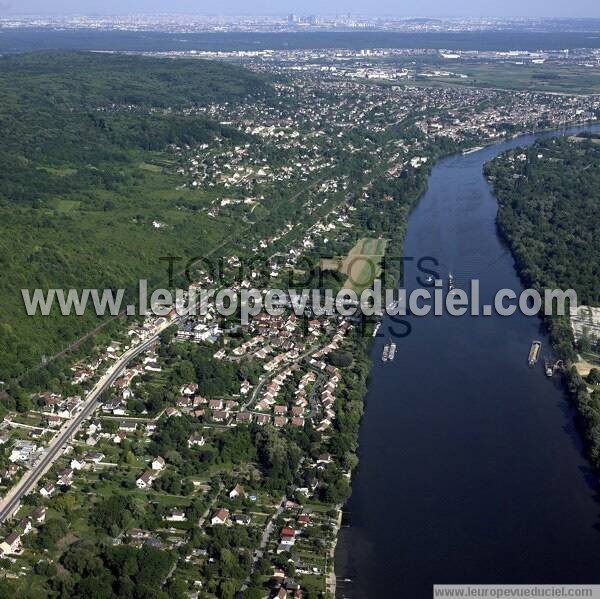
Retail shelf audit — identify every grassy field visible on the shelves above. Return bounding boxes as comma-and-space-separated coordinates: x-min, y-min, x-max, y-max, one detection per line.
418, 61, 600, 95
322, 237, 388, 292
366, 57, 600, 95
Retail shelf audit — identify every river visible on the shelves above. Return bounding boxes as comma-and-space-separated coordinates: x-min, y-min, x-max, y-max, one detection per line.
335, 124, 600, 598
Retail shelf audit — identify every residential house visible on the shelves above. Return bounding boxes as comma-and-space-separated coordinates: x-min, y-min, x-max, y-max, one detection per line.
255, 414, 271, 426
317, 454, 332, 467
212, 410, 227, 422
31, 506, 46, 525
0, 532, 21, 556
236, 411, 252, 424
211, 508, 230, 526
15, 518, 32, 536
165, 510, 187, 522
152, 456, 166, 472
187, 432, 206, 448
181, 383, 198, 396
58, 468, 74, 486
46, 415, 62, 428
119, 421, 137, 433
280, 528, 296, 546
136, 470, 154, 490
297, 513, 311, 527
113, 431, 127, 444
70, 458, 86, 471
84, 451, 105, 464
208, 399, 223, 411
229, 484, 245, 500
39, 482, 55, 498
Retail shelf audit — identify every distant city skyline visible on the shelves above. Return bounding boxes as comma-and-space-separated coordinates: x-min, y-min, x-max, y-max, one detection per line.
1, 1, 600, 19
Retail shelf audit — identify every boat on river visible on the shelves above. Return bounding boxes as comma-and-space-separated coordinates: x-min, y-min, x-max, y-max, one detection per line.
528, 341, 542, 367
382, 342, 390, 362
544, 357, 554, 377
388, 342, 397, 361
462, 146, 484, 155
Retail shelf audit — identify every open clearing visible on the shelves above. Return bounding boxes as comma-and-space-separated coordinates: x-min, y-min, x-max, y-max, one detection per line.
322, 237, 388, 292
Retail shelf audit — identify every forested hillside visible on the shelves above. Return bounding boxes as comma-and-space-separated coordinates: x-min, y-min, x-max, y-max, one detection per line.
0, 52, 270, 382
0, 51, 267, 205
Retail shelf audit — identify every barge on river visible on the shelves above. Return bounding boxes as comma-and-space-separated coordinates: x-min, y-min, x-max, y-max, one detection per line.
528, 341, 542, 367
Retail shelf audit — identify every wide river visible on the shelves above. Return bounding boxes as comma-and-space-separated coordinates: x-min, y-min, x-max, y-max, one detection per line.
335, 124, 600, 598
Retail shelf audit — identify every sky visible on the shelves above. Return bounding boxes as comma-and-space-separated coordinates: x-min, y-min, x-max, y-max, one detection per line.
1, 0, 599, 19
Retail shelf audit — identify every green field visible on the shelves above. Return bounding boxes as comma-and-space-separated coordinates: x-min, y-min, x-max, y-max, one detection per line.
322, 237, 388, 292
419, 61, 600, 95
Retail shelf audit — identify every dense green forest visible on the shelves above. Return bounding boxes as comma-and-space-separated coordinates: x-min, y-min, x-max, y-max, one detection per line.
0, 52, 271, 382
486, 136, 600, 469
485, 137, 600, 307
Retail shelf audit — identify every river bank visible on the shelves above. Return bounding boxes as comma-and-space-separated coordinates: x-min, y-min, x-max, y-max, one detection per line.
484, 130, 600, 476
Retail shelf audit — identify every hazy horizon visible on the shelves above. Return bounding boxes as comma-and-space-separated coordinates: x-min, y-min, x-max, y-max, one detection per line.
1, 1, 600, 20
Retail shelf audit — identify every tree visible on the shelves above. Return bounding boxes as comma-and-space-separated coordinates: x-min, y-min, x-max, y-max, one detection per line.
219, 579, 237, 599
579, 336, 592, 354
329, 350, 353, 368
36, 517, 68, 550
62, 541, 104, 577
588, 369, 600, 385
92, 495, 134, 534
160, 325, 178, 346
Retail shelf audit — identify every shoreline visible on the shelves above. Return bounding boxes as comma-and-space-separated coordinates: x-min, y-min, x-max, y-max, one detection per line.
485, 126, 600, 478
326, 507, 343, 597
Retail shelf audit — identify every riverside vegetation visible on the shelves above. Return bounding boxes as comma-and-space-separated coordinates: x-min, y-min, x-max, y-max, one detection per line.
485, 135, 600, 470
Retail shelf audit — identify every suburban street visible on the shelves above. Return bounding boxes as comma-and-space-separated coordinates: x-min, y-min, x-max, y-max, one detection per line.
0, 328, 167, 524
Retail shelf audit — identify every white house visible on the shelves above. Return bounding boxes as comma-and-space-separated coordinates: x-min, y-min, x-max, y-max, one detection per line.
187, 433, 206, 448
211, 508, 229, 526
40, 482, 55, 498
136, 471, 154, 490
165, 510, 187, 522
152, 457, 166, 472
229, 484, 245, 500
0, 532, 21, 556
31, 506, 46, 525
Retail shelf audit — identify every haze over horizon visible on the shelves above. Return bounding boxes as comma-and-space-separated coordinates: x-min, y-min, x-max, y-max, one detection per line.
1, 0, 600, 20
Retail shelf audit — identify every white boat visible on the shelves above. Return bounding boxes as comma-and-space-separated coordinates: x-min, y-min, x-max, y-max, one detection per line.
462, 146, 484, 155
382, 343, 390, 362
388, 342, 397, 361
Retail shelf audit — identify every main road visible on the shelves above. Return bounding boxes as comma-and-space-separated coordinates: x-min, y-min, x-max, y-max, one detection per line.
0, 324, 170, 524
